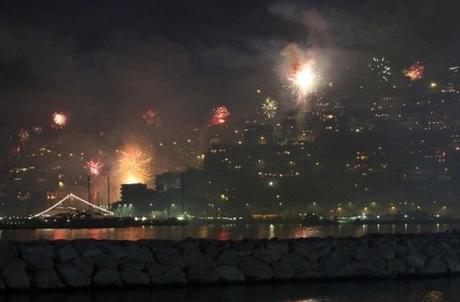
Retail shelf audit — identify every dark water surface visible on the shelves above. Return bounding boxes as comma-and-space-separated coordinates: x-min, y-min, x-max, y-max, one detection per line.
0, 278, 459, 302
0, 223, 457, 241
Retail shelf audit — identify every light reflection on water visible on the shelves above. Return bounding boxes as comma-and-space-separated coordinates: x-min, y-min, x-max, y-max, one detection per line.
0, 223, 457, 241
0, 279, 458, 302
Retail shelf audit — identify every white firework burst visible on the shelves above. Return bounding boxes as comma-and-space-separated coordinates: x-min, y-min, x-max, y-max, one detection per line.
261, 97, 278, 119
369, 56, 392, 83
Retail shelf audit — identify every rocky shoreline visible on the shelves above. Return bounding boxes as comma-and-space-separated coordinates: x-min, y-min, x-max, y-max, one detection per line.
0, 233, 459, 291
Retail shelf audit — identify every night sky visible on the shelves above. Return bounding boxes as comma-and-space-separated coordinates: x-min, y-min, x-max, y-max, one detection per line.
1, 0, 459, 137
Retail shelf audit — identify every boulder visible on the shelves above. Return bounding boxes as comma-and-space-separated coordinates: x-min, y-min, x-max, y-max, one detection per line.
407, 253, 426, 269
183, 249, 216, 270
280, 254, 311, 274
352, 244, 369, 260
266, 241, 289, 256
444, 256, 460, 273
119, 258, 146, 271
102, 243, 125, 258
272, 262, 295, 280
72, 257, 94, 276
239, 256, 273, 280
217, 249, 240, 266
387, 257, 407, 275
202, 241, 219, 258
215, 266, 245, 282
1, 267, 30, 289
291, 241, 318, 263
56, 263, 91, 288
369, 254, 387, 273
22, 252, 54, 271
319, 253, 347, 274
93, 254, 119, 270
120, 268, 150, 286
311, 238, 334, 256
424, 257, 447, 274
3, 259, 26, 270
57, 245, 79, 263
93, 268, 122, 287
188, 267, 219, 283
0, 242, 18, 269
177, 240, 200, 252
31, 269, 65, 289
376, 244, 396, 260
155, 247, 184, 268
146, 263, 186, 284
19, 245, 55, 259
124, 245, 154, 262
232, 241, 253, 256
334, 262, 360, 277
253, 247, 281, 263
79, 246, 103, 258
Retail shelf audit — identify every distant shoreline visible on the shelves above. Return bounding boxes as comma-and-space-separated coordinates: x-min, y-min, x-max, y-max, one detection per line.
1, 217, 458, 230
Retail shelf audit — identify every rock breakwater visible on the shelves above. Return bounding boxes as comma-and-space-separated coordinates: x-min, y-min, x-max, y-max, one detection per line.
0, 234, 459, 291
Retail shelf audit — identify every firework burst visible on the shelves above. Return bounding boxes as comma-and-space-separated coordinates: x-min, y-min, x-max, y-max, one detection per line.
117, 146, 152, 184
210, 106, 231, 126
262, 97, 278, 119
85, 159, 104, 176
31, 126, 43, 134
17, 129, 30, 145
368, 56, 392, 82
281, 43, 319, 103
287, 61, 319, 100
52, 112, 68, 129
404, 61, 424, 81
142, 109, 160, 126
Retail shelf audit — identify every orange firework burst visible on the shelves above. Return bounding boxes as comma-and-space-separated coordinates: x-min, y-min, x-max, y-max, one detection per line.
85, 159, 104, 176
404, 61, 424, 81
117, 146, 152, 184
52, 112, 68, 129
210, 106, 231, 126
142, 109, 160, 126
